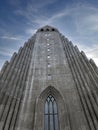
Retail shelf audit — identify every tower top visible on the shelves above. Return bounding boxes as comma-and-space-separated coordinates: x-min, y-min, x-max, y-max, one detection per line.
37, 25, 59, 32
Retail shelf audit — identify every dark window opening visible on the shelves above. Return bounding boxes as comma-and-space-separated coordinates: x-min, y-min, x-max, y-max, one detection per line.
41, 29, 44, 31
44, 95, 59, 130
52, 28, 55, 31
48, 63, 51, 68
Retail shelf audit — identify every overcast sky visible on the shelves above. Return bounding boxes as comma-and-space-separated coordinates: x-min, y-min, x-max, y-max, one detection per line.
0, 0, 98, 69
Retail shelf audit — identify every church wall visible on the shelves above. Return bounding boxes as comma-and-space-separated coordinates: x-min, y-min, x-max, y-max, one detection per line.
0, 26, 98, 130
17, 30, 90, 130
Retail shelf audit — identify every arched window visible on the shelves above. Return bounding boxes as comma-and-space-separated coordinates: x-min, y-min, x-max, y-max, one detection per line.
44, 94, 59, 130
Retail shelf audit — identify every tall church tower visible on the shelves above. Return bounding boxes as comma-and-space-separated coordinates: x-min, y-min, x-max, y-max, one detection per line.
0, 25, 98, 130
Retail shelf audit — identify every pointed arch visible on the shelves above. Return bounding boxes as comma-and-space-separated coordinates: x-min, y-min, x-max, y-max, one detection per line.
34, 86, 71, 130
38, 86, 64, 101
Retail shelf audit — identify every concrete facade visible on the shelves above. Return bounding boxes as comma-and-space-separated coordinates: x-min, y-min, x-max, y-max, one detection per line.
0, 25, 98, 130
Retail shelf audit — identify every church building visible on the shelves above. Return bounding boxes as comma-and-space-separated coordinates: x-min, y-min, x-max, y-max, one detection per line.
0, 25, 98, 130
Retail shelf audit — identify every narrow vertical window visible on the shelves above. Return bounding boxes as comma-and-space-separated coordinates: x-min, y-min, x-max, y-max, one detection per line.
44, 95, 59, 130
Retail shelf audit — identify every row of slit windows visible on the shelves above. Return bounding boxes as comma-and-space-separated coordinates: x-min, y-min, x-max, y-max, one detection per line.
40, 28, 55, 32
45, 34, 59, 130
47, 40, 51, 80
44, 95, 59, 130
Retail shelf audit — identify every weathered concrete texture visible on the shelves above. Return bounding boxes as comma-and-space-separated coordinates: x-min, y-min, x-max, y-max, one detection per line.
0, 25, 98, 130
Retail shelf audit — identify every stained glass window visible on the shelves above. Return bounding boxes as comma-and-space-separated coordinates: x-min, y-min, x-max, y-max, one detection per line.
44, 95, 59, 130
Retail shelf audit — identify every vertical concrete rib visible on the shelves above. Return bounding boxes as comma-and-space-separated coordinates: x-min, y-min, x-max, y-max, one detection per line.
61, 36, 98, 130
9, 39, 35, 130
66, 41, 94, 130
80, 51, 98, 88
5, 41, 34, 129
69, 42, 98, 129
74, 47, 98, 112
62, 38, 91, 130
0, 61, 9, 79
0, 51, 19, 120
3, 58, 30, 130
89, 59, 98, 71
0, 35, 35, 129
80, 51, 98, 86
0, 47, 26, 129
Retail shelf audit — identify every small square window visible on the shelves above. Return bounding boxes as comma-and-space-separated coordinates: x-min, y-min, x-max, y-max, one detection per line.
48, 74, 51, 80
47, 49, 50, 51
47, 55, 50, 58
48, 63, 51, 68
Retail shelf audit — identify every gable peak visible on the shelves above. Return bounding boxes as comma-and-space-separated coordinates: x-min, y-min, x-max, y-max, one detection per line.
37, 25, 59, 32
